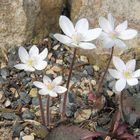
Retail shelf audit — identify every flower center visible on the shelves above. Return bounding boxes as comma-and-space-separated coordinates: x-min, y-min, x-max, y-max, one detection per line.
71, 33, 82, 44
47, 83, 54, 91
110, 31, 118, 39
27, 58, 34, 66
123, 71, 132, 78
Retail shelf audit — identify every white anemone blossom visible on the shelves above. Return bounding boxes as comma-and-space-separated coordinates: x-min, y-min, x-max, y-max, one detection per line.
33, 76, 67, 97
14, 45, 48, 71
54, 15, 102, 49
109, 56, 140, 92
99, 13, 137, 48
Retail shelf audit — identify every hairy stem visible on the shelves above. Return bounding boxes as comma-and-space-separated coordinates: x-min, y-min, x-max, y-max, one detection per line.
38, 94, 45, 125
96, 47, 114, 97
46, 95, 50, 126
119, 92, 125, 122
61, 48, 77, 119
34, 73, 45, 125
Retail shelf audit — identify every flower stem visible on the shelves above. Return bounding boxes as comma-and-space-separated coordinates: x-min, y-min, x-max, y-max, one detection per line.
34, 73, 45, 125
119, 92, 125, 122
38, 94, 46, 125
61, 48, 77, 119
46, 95, 50, 127
96, 47, 114, 97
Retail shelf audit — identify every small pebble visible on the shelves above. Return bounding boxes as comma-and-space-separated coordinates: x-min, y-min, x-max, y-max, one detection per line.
53, 44, 60, 50
29, 88, 38, 97
4, 99, 11, 107
93, 65, 99, 71
74, 109, 91, 123
80, 55, 88, 63
106, 90, 114, 97
91, 80, 96, 86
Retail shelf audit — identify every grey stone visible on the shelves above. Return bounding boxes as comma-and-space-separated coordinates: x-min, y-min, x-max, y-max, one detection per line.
19, 92, 31, 105
66, 103, 76, 117
32, 96, 46, 106
0, 68, 9, 79
22, 109, 35, 120
0, 112, 19, 120
108, 80, 116, 89
12, 123, 24, 137
84, 65, 94, 76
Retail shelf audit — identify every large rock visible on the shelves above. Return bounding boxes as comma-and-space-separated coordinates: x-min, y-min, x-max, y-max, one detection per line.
70, 0, 140, 68
0, 0, 64, 49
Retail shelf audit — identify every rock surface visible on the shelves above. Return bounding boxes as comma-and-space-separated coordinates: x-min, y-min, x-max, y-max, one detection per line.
0, 0, 64, 49
70, 0, 140, 67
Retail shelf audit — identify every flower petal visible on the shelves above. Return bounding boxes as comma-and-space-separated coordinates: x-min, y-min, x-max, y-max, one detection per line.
55, 86, 67, 94
126, 59, 136, 72
108, 69, 122, 79
115, 21, 128, 33
127, 78, 138, 86
99, 16, 113, 33
83, 28, 102, 41
115, 79, 126, 92
15, 63, 35, 72
33, 81, 45, 88
43, 75, 52, 84
38, 48, 48, 60
132, 69, 140, 78
79, 42, 96, 49
99, 32, 109, 40
54, 34, 72, 45
34, 61, 47, 70
18, 47, 29, 63
14, 64, 27, 70
49, 91, 57, 97
59, 16, 75, 37
108, 13, 115, 29
118, 29, 137, 40
75, 18, 89, 33
29, 45, 39, 57
24, 66, 35, 72
114, 39, 127, 48
53, 76, 62, 86
39, 88, 49, 96
103, 38, 114, 48
113, 56, 126, 72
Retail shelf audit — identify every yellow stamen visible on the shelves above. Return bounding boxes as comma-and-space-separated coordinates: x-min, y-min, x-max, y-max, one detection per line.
27, 58, 33, 66
110, 31, 118, 39
123, 71, 131, 78
47, 83, 54, 91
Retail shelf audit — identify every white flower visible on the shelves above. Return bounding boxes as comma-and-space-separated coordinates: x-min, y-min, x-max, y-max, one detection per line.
14, 45, 48, 72
99, 13, 137, 48
33, 76, 67, 97
109, 56, 140, 92
54, 16, 102, 49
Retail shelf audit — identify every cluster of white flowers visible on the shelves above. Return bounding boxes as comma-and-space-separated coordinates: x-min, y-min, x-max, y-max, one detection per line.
14, 13, 139, 95
14, 45, 67, 97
